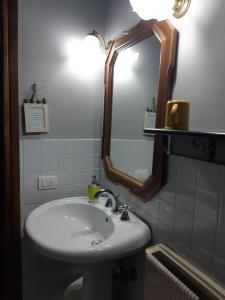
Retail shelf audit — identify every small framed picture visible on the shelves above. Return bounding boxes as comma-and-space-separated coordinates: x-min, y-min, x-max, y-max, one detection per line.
144, 111, 156, 129
24, 103, 49, 133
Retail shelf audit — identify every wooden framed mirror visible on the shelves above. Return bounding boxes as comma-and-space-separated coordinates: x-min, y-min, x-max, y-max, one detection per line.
102, 19, 177, 201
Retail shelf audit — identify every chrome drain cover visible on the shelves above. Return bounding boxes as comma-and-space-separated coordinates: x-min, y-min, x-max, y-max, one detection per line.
91, 240, 102, 246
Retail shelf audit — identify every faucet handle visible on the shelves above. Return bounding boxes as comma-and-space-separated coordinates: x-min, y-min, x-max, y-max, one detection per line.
105, 197, 112, 207
121, 205, 130, 221
115, 194, 120, 201
113, 194, 123, 213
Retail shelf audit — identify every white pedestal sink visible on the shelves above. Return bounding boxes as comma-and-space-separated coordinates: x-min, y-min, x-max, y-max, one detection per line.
25, 197, 151, 300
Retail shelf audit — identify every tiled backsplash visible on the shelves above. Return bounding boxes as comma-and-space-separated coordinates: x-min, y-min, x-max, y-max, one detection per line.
20, 140, 225, 289
20, 139, 101, 228
101, 155, 225, 288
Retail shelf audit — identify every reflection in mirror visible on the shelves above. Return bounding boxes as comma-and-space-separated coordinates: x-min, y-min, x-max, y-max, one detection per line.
102, 19, 177, 200
111, 35, 160, 182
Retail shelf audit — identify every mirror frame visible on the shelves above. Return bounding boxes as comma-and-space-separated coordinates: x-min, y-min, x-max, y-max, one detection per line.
102, 19, 177, 201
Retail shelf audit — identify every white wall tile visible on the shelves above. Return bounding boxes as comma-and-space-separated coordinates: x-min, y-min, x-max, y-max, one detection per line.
40, 155, 58, 173
23, 172, 39, 188
88, 154, 100, 168
167, 155, 178, 179
19, 141, 225, 288
73, 168, 100, 184
134, 199, 146, 211
176, 181, 196, 214
214, 258, 225, 286
157, 221, 174, 246
146, 198, 160, 219
23, 189, 41, 204
73, 140, 91, 155
41, 139, 57, 155
23, 203, 41, 219
198, 161, 222, 193
144, 215, 158, 240
21, 139, 101, 211
71, 184, 88, 196
72, 154, 97, 169
215, 227, 225, 261
101, 154, 225, 287
58, 170, 73, 185
159, 179, 176, 205
191, 246, 214, 274
57, 185, 75, 198
24, 140, 41, 155
172, 242, 192, 258
93, 139, 101, 154
20, 142, 225, 289
159, 199, 175, 227
24, 155, 41, 172
196, 190, 219, 224
58, 155, 73, 171
58, 140, 73, 155
174, 208, 193, 256
176, 156, 198, 186
73, 139, 101, 155
193, 217, 217, 254
39, 190, 58, 203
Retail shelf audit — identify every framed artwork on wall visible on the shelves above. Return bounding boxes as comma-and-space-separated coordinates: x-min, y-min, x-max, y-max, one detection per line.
24, 103, 49, 133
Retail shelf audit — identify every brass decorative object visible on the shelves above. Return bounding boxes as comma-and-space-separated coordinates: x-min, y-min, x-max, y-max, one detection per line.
173, 0, 191, 18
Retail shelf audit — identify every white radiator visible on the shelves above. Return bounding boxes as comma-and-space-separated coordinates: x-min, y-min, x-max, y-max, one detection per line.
145, 244, 225, 300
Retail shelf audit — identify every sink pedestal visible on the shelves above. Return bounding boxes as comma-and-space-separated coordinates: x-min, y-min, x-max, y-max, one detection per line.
82, 262, 113, 300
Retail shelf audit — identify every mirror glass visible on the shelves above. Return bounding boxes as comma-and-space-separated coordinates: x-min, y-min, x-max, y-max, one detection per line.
110, 35, 161, 182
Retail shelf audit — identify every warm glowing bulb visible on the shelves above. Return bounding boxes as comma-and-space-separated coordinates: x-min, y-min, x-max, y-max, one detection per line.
64, 38, 81, 57
129, 0, 173, 20
64, 35, 104, 79
83, 35, 100, 49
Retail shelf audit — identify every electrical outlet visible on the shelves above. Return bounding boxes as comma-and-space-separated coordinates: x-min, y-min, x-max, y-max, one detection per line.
38, 176, 57, 190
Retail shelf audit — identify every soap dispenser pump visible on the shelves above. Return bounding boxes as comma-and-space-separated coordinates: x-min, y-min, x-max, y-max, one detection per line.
88, 175, 101, 201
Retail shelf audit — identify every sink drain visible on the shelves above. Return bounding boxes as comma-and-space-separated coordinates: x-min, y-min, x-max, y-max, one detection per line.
91, 240, 102, 246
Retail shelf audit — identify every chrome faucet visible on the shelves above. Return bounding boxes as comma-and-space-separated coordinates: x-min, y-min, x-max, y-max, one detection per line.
94, 189, 122, 213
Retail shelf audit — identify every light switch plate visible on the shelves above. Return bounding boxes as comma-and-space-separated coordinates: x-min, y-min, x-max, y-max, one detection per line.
38, 176, 57, 190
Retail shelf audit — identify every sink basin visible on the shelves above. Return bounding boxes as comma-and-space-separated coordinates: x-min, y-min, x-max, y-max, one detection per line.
25, 196, 151, 263
25, 196, 151, 300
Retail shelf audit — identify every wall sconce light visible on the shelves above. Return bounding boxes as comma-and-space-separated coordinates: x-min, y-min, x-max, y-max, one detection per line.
172, 0, 191, 18
64, 31, 106, 79
86, 30, 108, 54
129, 0, 191, 20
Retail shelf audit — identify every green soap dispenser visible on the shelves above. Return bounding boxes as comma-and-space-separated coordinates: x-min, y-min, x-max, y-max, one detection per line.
88, 175, 101, 201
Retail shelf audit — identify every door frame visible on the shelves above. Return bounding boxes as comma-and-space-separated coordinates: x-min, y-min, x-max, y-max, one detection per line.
1, 0, 21, 299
